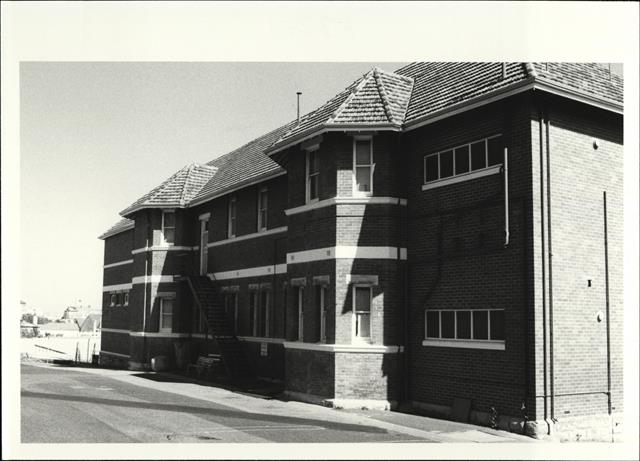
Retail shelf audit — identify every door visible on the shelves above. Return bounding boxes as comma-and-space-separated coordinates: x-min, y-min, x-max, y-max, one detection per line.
200, 217, 209, 275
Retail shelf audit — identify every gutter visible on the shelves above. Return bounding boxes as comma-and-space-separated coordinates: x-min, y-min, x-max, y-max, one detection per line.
402, 78, 622, 134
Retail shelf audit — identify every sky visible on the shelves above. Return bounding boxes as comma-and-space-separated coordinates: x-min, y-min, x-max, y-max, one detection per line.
20, 62, 406, 319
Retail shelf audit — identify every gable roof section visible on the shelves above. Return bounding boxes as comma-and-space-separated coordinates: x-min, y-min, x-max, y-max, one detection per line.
98, 217, 134, 240
120, 163, 218, 217
266, 68, 414, 153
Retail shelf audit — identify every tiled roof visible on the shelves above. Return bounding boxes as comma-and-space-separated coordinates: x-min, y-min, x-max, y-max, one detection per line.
269, 68, 414, 150
106, 62, 622, 229
120, 163, 218, 216
395, 62, 530, 123
531, 62, 623, 104
98, 217, 134, 240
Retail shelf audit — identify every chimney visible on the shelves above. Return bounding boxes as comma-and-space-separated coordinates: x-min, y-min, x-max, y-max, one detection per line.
502, 62, 507, 79
296, 92, 302, 125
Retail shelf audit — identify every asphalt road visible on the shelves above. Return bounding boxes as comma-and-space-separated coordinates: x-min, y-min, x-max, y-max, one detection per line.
21, 363, 427, 443
21, 363, 533, 444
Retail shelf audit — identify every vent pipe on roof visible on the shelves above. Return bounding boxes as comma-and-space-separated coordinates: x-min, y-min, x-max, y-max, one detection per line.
296, 92, 302, 125
502, 62, 507, 79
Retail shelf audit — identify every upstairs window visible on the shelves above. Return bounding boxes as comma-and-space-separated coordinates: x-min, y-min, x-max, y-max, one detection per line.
306, 149, 320, 202
228, 196, 237, 238
162, 211, 175, 245
123, 292, 129, 307
353, 138, 374, 195
109, 294, 117, 307
424, 135, 503, 185
257, 187, 268, 231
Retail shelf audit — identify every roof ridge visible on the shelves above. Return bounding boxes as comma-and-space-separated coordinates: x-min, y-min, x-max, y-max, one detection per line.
524, 62, 538, 78
179, 163, 197, 206
327, 68, 376, 124
373, 68, 394, 124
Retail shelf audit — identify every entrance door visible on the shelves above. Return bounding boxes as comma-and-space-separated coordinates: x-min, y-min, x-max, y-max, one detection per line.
199, 217, 209, 275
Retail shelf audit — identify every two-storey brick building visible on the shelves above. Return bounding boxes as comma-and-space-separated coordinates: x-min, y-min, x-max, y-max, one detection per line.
99, 63, 623, 439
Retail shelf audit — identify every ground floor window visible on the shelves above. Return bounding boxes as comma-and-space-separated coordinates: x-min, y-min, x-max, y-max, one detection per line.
295, 286, 304, 341
248, 291, 258, 336
159, 296, 174, 333
224, 292, 238, 333
353, 285, 371, 341
425, 309, 505, 342
259, 290, 270, 337
315, 285, 326, 343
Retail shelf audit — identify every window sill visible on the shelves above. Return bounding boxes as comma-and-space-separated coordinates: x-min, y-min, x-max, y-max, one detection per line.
422, 339, 505, 350
422, 164, 502, 191
283, 341, 402, 353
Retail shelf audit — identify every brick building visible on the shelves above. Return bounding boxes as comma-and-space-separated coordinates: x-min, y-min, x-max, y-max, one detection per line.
98, 63, 623, 439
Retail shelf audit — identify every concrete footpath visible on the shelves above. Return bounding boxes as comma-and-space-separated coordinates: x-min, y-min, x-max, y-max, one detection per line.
23, 360, 534, 443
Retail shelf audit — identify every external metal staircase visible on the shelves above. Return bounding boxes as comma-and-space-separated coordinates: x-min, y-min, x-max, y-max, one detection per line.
184, 275, 254, 380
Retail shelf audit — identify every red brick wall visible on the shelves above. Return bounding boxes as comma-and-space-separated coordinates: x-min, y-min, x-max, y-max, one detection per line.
103, 229, 134, 264
285, 349, 335, 398
403, 95, 533, 418
530, 94, 623, 420
335, 352, 400, 401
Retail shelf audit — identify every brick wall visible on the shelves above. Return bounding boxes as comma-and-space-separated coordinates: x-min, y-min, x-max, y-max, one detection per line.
529, 94, 623, 420
334, 352, 400, 401
285, 349, 335, 398
403, 95, 534, 418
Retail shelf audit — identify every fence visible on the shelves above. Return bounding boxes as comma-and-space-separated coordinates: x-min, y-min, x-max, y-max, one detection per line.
21, 334, 101, 363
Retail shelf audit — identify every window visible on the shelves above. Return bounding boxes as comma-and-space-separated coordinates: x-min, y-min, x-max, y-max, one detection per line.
316, 285, 327, 343
228, 196, 237, 238
353, 138, 374, 195
306, 149, 319, 202
123, 292, 129, 307
248, 291, 258, 336
159, 297, 174, 332
295, 286, 304, 341
353, 286, 371, 341
259, 290, 270, 337
109, 294, 117, 307
423, 135, 503, 185
162, 211, 175, 245
257, 187, 268, 231
224, 292, 238, 333
424, 309, 505, 347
